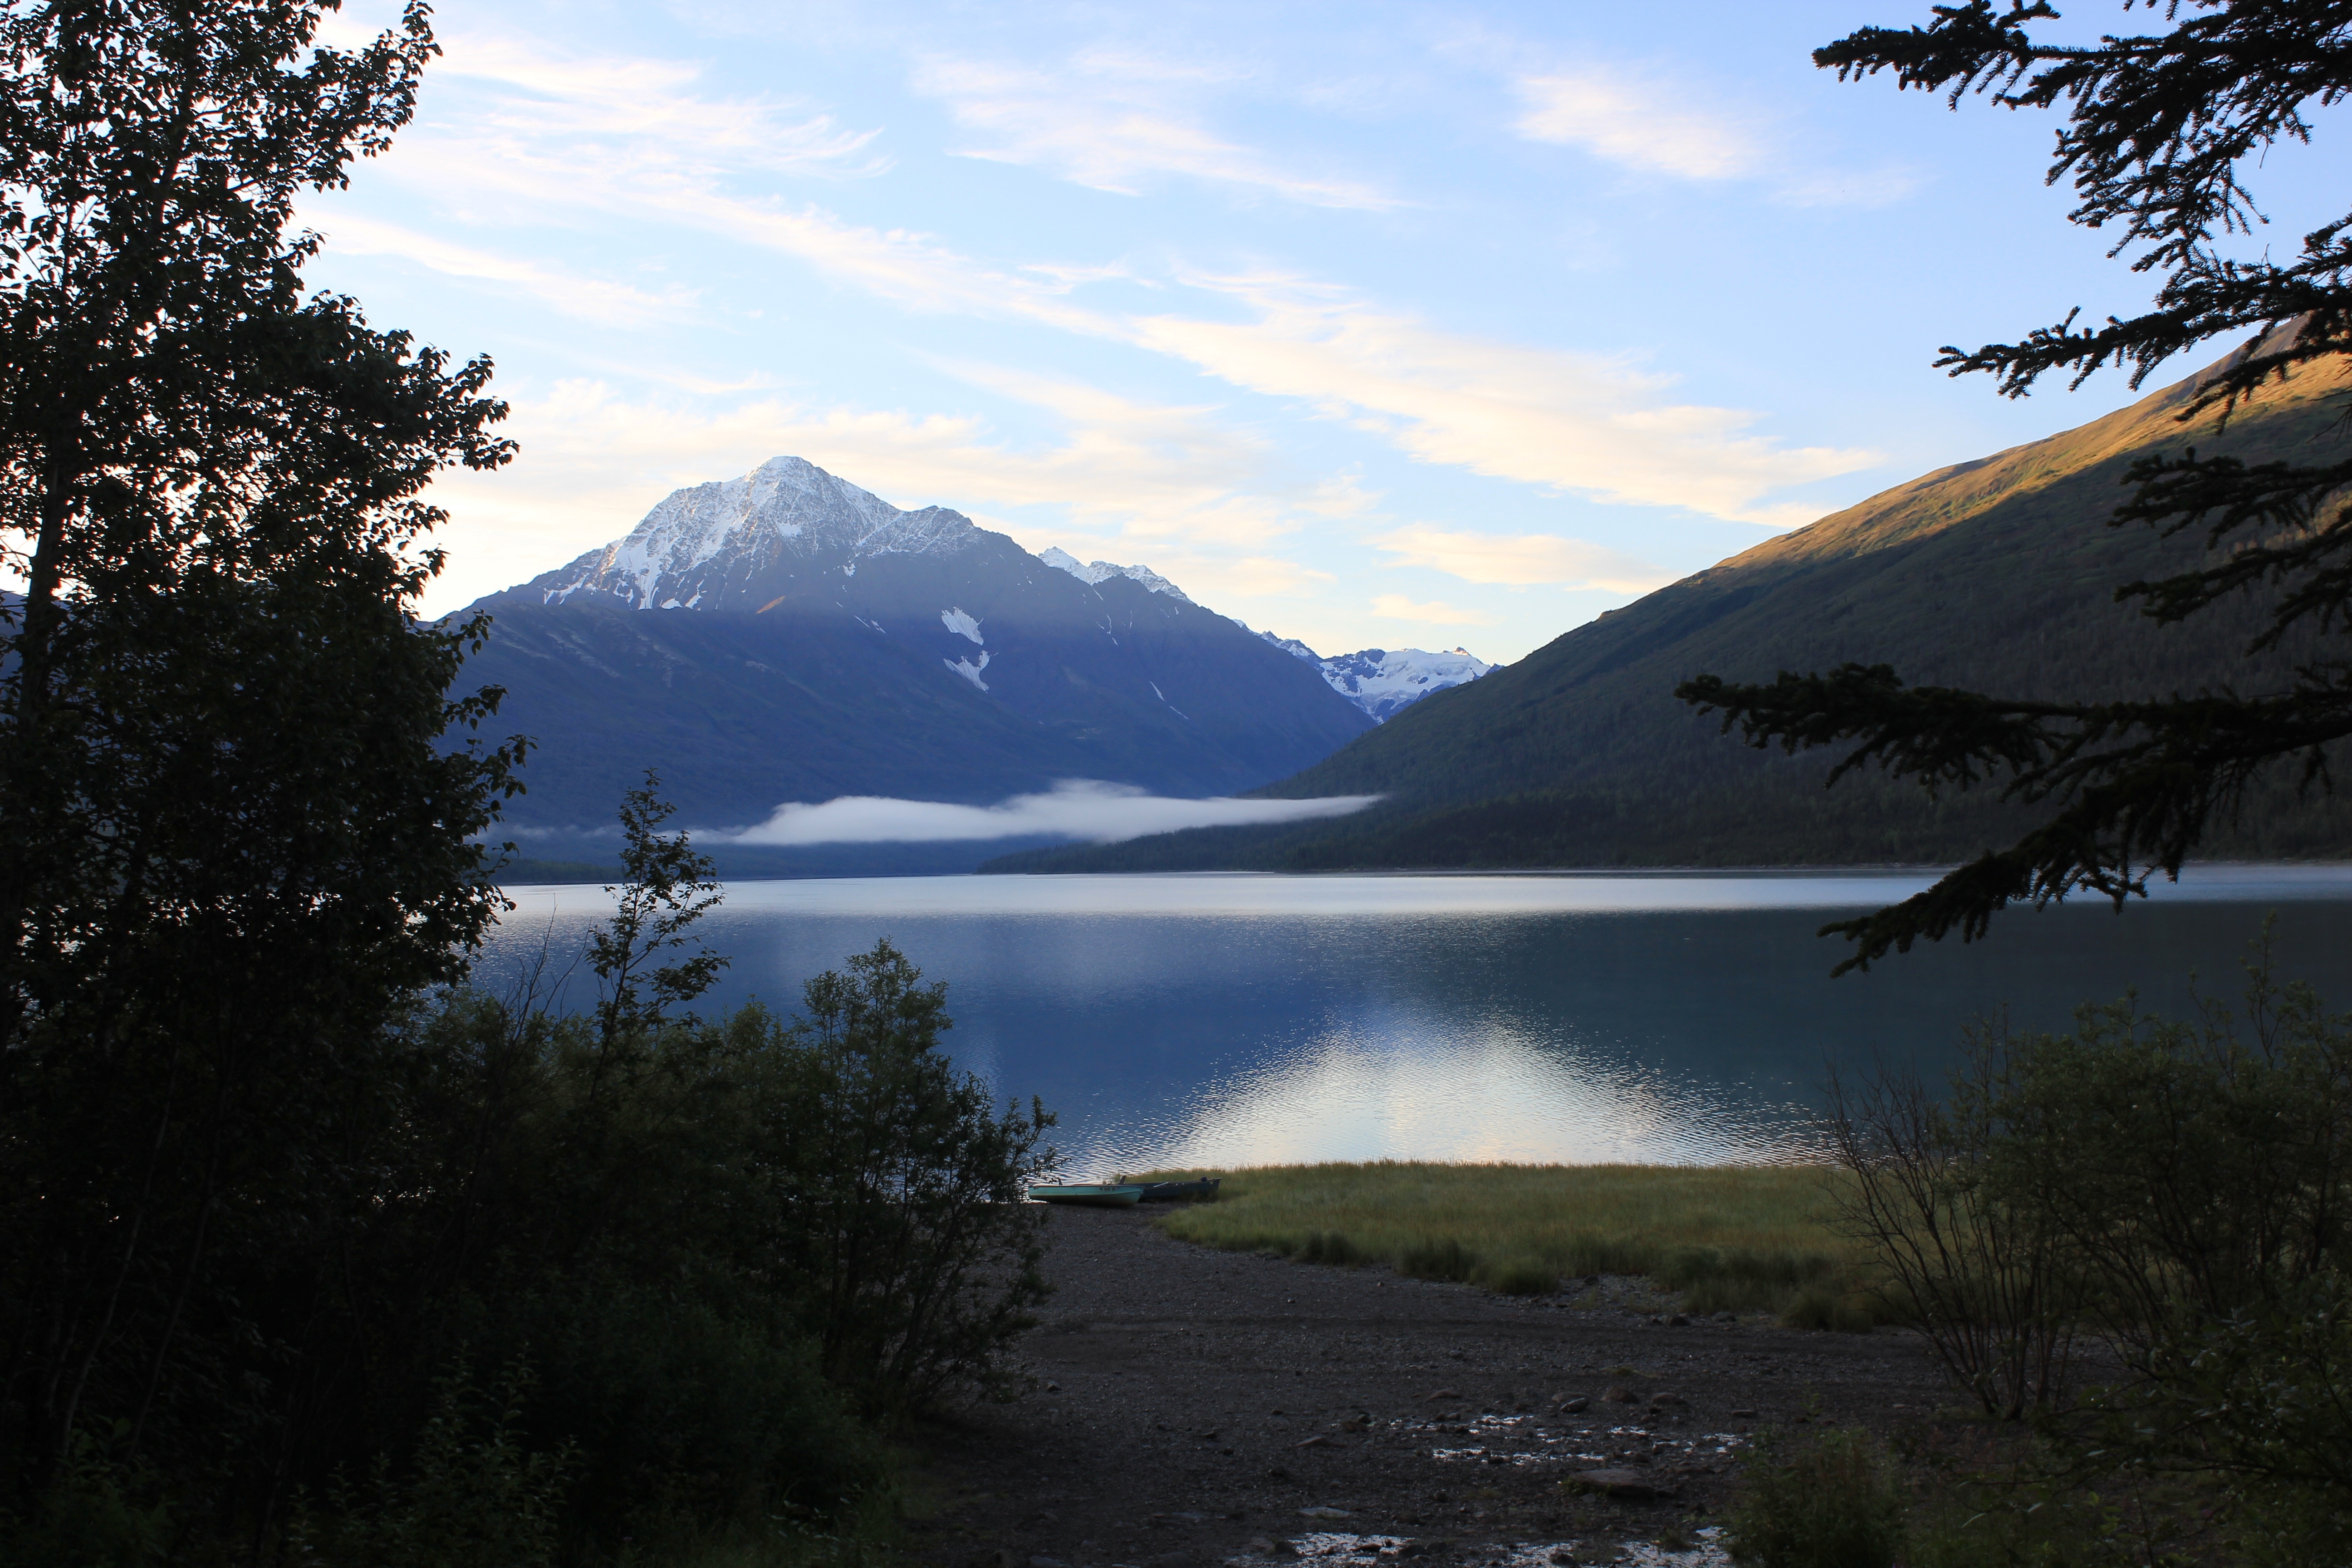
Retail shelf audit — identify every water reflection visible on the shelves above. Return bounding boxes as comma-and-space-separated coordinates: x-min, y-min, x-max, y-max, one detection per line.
477, 869, 2352, 1171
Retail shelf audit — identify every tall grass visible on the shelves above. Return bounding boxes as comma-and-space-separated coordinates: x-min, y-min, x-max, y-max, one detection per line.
1135, 1161, 1873, 1318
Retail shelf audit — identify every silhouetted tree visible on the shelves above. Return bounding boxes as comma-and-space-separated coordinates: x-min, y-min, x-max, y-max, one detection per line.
0, 0, 520, 1530
589, 769, 728, 1043
1679, 0, 2352, 969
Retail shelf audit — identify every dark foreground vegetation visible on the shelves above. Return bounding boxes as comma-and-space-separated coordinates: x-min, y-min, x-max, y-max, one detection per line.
1707, 934, 2352, 1568
0, 5, 1054, 1561
6, 781, 1055, 1566
5, 759, 1056, 1565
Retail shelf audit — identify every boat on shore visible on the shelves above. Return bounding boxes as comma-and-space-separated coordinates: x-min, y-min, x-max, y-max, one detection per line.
1027, 1183, 1145, 1207
1027, 1177, 1222, 1207
1135, 1177, 1221, 1202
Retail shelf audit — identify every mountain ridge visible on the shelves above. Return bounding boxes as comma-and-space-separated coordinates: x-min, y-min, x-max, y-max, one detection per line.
983, 337, 2352, 874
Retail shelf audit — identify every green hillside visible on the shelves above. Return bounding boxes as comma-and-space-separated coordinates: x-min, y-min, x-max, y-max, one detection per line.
987, 342, 2352, 874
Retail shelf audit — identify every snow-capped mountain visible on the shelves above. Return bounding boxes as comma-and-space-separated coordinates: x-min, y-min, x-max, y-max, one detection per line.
466, 458, 1374, 859
1252, 629, 1495, 721
523, 456, 981, 613
1037, 547, 1193, 604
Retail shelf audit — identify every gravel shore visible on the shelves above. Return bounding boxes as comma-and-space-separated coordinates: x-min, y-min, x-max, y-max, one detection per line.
901, 1204, 1949, 1568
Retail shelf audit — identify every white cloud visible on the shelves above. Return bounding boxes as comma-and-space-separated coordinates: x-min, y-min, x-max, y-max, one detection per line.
716, 779, 1380, 845
1132, 275, 1877, 526
434, 34, 888, 178
356, 29, 1874, 544
1372, 524, 1672, 593
1514, 66, 1917, 207
913, 53, 1398, 209
1370, 594, 1499, 627
314, 213, 697, 326
1516, 69, 1763, 180
362, 33, 1122, 337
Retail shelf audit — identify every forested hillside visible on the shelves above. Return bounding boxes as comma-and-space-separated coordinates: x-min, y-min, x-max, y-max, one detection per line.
989, 339, 2352, 873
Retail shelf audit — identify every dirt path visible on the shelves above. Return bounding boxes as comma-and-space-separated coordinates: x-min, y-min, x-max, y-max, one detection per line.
901, 1205, 1950, 1568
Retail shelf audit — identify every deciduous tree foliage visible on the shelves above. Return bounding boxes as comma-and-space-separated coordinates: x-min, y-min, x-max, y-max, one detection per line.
1679, 0, 2352, 969
0, 0, 520, 1531
588, 769, 728, 1045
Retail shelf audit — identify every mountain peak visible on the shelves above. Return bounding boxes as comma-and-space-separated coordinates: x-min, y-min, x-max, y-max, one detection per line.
528, 456, 979, 612
1037, 547, 1194, 604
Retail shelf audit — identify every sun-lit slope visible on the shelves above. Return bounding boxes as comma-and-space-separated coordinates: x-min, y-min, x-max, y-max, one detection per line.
988, 338, 2352, 872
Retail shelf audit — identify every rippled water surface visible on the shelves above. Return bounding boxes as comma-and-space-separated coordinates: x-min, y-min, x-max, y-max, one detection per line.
479, 867, 2352, 1173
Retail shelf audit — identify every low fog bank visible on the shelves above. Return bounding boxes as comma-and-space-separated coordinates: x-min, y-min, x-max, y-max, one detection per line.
710, 779, 1382, 848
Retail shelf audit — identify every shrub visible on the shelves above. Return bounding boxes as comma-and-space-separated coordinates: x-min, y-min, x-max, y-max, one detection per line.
286, 1362, 571, 1568
1821, 1034, 2080, 1414
0, 1435, 171, 1568
1296, 1230, 1360, 1265
1723, 1426, 1905, 1568
1778, 1285, 1876, 1333
772, 941, 1057, 1418
1480, 1259, 1558, 1296
460, 1286, 879, 1542
1827, 937, 2352, 1561
1398, 1238, 1478, 1282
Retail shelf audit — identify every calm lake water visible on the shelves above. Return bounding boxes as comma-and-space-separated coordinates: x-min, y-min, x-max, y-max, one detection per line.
478, 867, 2352, 1175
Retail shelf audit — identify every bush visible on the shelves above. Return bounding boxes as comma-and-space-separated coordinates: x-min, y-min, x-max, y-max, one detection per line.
1724, 1426, 1905, 1568
1398, 1238, 1478, 1282
0, 1435, 171, 1568
252, 931, 1040, 1556
1827, 935, 2352, 1561
1778, 1285, 1876, 1333
1822, 1035, 2079, 1415
1480, 1259, 1558, 1296
772, 941, 1056, 1417
286, 1363, 571, 1568
1295, 1231, 1360, 1265
460, 1286, 879, 1542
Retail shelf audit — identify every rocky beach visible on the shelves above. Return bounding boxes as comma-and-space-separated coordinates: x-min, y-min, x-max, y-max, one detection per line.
905, 1205, 1951, 1568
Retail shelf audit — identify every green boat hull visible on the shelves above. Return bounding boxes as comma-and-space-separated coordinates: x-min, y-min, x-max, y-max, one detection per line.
1028, 1184, 1144, 1207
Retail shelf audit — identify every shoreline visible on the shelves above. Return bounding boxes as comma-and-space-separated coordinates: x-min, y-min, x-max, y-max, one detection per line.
906, 1204, 1946, 1568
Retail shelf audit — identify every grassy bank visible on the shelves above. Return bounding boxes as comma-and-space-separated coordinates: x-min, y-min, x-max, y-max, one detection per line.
1132, 1161, 1875, 1323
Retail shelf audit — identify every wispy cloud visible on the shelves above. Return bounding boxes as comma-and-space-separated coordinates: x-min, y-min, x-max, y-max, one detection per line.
1133, 274, 1877, 527
1370, 594, 1498, 627
362, 33, 1121, 335
1372, 524, 1672, 593
1514, 65, 1917, 207
316, 213, 698, 326
434, 34, 888, 178
913, 52, 1399, 209
358, 30, 1874, 543
716, 779, 1380, 845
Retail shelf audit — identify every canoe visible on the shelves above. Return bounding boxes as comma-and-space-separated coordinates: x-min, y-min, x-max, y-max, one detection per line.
1028, 1183, 1145, 1207
1135, 1177, 1221, 1203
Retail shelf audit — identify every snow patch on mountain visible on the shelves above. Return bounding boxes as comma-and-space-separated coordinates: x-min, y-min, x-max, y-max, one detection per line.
945, 651, 991, 691
941, 607, 983, 644
1246, 626, 1494, 721
1038, 546, 1193, 603
539, 456, 978, 610
1320, 647, 1495, 721
1253, 627, 1323, 663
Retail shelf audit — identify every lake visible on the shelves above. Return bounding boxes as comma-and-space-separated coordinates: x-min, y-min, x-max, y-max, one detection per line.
478, 867, 2352, 1176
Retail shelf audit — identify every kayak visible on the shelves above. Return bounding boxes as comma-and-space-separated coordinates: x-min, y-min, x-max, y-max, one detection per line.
1136, 1177, 1221, 1203
1028, 1183, 1145, 1207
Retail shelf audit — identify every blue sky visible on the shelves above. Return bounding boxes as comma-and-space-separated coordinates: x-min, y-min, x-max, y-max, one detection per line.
308, 0, 2348, 663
